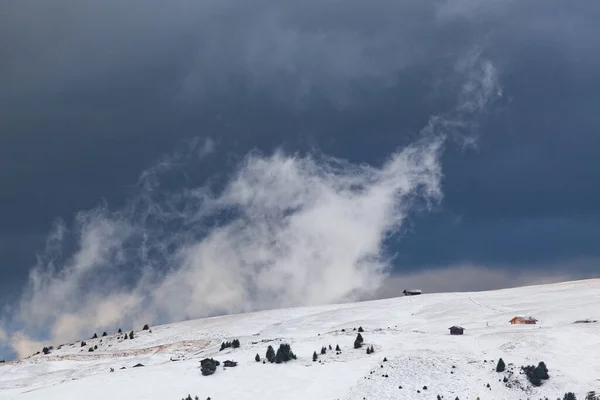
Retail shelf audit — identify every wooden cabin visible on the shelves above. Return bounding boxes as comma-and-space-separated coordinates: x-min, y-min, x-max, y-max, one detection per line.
449, 326, 465, 335
509, 316, 537, 325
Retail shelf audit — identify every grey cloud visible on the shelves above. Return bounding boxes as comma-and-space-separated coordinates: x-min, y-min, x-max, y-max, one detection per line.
0, 0, 506, 105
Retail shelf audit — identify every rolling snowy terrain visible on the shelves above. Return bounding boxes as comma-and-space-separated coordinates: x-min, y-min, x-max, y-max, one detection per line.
1, 279, 599, 400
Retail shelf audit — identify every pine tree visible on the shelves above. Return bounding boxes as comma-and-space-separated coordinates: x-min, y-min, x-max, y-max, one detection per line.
366, 347, 371, 354
358, 326, 364, 332
496, 358, 506, 372
118, 328, 122, 333
102, 332, 107, 337
320, 346, 326, 355
143, 324, 149, 330
328, 344, 332, 350
354, 333, 364, 349
563, 393, 577, 400
335, 344, 340, 351
129, 331, 134, 340
255, 353, 260, 362
369, 345, 374, 353
232, 339, 240, 348
313, 351, 318, 362
92, 333, 97, 339
536, 362, 549, 380
266, 345, 276, 363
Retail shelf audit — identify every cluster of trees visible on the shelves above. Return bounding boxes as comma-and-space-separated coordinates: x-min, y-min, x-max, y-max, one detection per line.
366, 345, 375, 354
220, 339, 240, 351
262, 343, 296, 364
119, 331, 134, 340
200, 358, 220, 376
521, 361, 549, 386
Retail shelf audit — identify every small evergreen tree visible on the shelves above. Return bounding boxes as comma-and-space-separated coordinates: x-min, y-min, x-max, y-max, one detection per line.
129, 331, 134, 340
42, 347, 50, 355
102, 332, 107, 337
313, 351, 318, 362
266, 345, 276, 363
369, 345, 374, 353
328, 344, 332, 350
92, 333, 97, 339
536, 361, 549, 379
496, 358, 506, 372
81, 341, 87, 347
335, 344, 341, 351
118, 328, 122, 333
142, 324, 149, 330
255, 353, 260, 362
232, 339, 240, 348
94, 345, 98, 350
88, 347, 94, 352
354, 333, 364, 349
320, 346, 326, 355
366, 347, 371, 354
563, 393, 577, 400
358, 326, 364, 332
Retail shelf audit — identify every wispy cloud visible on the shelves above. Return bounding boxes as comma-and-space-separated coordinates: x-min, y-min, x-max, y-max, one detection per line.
2, 50, 500, 358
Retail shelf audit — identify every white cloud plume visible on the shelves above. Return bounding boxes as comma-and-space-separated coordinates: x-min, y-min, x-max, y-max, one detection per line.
2, 50, 500, 357
9, 332, 46, 359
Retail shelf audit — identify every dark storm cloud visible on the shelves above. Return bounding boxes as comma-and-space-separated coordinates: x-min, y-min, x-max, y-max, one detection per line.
1, 0, 600, 359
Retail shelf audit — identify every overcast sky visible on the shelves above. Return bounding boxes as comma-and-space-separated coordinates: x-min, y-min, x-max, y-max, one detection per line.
1, 0, 599, 360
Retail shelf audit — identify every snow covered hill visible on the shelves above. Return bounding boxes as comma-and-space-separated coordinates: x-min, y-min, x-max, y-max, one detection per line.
1, 279, 599, 400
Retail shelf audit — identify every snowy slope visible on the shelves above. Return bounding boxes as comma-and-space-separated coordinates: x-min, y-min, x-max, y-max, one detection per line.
1, 279, 599, 400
